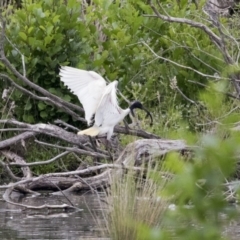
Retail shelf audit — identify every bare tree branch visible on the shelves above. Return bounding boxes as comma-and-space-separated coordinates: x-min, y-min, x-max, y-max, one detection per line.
35, 139, 108, 156
2, 150, 32, 178
8, 151, 70, 167
0, 73, 86, 122
5, 35, 26, 76
187, 79, 240, 100
33, 140, 110, 160
0, 139, 187, 190
0, 131, 37, 149
54, 119, 80, 132
3, 187, 80, 210
147, 0, 223, 50
0, 119, 87, 146
141, 41, 228, 80
0, 159, 21, 181
114, 124, 160, 139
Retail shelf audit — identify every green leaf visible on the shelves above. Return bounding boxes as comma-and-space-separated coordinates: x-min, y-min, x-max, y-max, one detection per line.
48, 88, 57, 94
40, 25, 46, 31
67, 0, 76, 8
40, 111, 48, 119
44, 35, 53, 45
38, 102, 47, 110
11, 49, 18, 57
102, 0, 112, 10
62, 95, 72, 102
46, 25, 54, 35
19, 32, 27, 41
163, 152, 184, 174
28, 27, 34, 34
24, 101, 32, 111
23, 114, 35, 123
52, 15, 60, 24
28, 37, 36, 47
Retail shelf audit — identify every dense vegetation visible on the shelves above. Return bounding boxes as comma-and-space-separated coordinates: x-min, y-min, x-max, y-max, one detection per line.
1, 0, 240, 239
2, 0, 231, 132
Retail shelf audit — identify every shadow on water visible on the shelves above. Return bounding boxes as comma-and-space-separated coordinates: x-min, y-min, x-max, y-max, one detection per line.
0, 190, 107, 240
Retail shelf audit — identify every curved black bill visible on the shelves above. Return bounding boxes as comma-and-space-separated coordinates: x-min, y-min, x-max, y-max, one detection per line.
129, 100, 153, 126
142, 107, 153, 125
130, 107, 153, 125
130, 108, 135, 117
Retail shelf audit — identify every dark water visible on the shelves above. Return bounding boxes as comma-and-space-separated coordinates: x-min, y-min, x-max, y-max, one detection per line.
1, 190, 240, 240
0, 190, 107, 240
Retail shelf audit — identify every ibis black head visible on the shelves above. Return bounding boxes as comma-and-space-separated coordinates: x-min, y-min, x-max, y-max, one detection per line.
129, 100, 153, 125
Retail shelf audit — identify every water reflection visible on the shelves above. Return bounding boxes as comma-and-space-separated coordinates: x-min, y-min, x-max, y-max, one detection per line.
0, 190, 106, 239
1, 190, 240, 240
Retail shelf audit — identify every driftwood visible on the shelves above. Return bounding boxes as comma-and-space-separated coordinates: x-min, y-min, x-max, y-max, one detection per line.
1, 150, 32, 178
0, 120, 187, 208
204, 0, 238, 18
0, 138, 187, 191
3, 187, 80, 211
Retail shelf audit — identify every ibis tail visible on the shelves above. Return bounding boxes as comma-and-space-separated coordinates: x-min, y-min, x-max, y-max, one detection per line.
78, 126, 100, 136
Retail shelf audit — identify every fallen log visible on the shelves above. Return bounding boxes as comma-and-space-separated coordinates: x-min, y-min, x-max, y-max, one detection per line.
1, 150, 32, 178
0, 139, 186, 192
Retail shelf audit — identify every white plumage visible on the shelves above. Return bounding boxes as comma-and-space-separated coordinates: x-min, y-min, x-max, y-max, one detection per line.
59, 66, 152, 140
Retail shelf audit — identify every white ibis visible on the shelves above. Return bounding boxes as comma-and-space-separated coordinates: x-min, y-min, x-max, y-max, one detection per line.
59, 66, 153, 141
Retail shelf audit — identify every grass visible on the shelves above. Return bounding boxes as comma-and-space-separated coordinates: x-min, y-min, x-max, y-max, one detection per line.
98, 163, 169, 240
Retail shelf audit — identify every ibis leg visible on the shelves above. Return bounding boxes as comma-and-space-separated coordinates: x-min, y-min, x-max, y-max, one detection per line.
106, 139, 114, 162
88, 136, 100, 165
123, 120, 130, 133
88, 136, 97, 152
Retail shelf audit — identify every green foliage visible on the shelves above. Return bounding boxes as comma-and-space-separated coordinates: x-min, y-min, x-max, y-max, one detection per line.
147, 133, 237, 240
25, 138, 79, 175
122, 86, 239, 240
3, 0, 84, 122
101, 124, 239, 240
0, 0, 218, 125
3, 0, 236, 134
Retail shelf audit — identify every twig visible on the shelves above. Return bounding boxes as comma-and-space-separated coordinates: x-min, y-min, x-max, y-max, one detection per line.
0, 159, 21, 181
0, 119, 159, 145
0, 128, 39, 132
141, 41, 228, 80
34, 140, 110, 159
114, 124, 160, 139
5, 36, 26, 76
0, 164, 159, 189
2, 150, 32, 178
0, 120, 88, 146
3, 187, 79, 210
0, 17, 84, 116
140, 27, 224, 63
8, 151, 70, 167
187, 79, 240, 100
0, 73, 86, 122
54, 119, 79, 132
49, 181, 75, 207
147, 0, 222, 48
0, 131, 37, 149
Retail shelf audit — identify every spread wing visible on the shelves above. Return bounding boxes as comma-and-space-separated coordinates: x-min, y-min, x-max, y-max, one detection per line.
94, 81, 122, 127
59, 66, 107, 125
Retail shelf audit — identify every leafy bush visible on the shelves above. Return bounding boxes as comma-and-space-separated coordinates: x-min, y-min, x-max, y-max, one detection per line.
101, 87, 240, 240
3, 0, 84, 122
2, 0, 237, 135
2, 0, 224, 128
